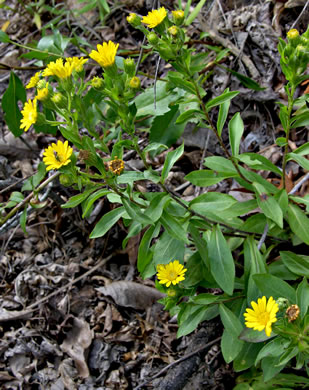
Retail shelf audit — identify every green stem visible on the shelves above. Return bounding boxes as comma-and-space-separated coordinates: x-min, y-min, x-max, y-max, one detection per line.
282, 84, 296, 189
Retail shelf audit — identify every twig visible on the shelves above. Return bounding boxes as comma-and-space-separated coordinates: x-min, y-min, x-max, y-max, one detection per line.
27, 254, 112, 310
134, 336, 222, 390
288, 172, 309, 195
258, 222, 269, 250
291, 0, 309, 29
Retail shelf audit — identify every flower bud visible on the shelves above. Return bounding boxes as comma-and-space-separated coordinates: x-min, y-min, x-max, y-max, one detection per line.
91, 76, 104, 90
129, 76, 140, 89
147, 32, 159, 45
127, 13, 142, 27
59, 173, 74, 187
167, 288, 177, 298
172, 10, 185, 26
124, 58, 136, 77
36, 79, 47, 90
168, 26, 178, 37
51, 92, 67, 108
276, 297, 289, 311
287, 29, 299, 40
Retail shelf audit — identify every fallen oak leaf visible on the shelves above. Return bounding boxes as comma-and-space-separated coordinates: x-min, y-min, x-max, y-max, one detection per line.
96, 281, 165, 310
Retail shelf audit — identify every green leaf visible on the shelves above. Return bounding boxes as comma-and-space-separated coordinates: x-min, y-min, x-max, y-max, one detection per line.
135, 80, 183, 118
167, 72, 197, 94
82, 189, 110, 218
61, 187, 98, 208
296, 278, 309, 319
90, 207, 126, 238
253, 182, 283, 228
223, 67, 265, 91
2, 72, 26, 137
122, 198, 153, 225
190, 192, 237, 214
239, 327, 274, 343
190, 293, 219, 305
286, 153, 309, 171
221, 329, 244, 363
160, 210, 189, 244
20, 207, 27, 234
233, 343, 263, 372
150, 106, 186, 147
287, 203, 309, 245
255, 336, 290, 365
188, 223, 209, 270
144, 193, 169, 222
161, 143, 184, 183
208, 225, 235, 295
138, 223, 161, 277
206, 91, 239, 111
185, 0, 208, 25
217, 90, 231, 137
219, 304, 243, 337
228, 113, 244, 156
0, 30, 10, 43
185, 170, 238, 186
116, 171, 145, 184
175, 109, 202, 124
153, 231, 185, 268
280, 251, 309, 278
261, 356, 285, 382
177, 304, 219, 337
203, 156, 237, 174
237, 153, 282, 176
291, 111, 309, 128
293, 142, 309, 156
252, 274, 296, 303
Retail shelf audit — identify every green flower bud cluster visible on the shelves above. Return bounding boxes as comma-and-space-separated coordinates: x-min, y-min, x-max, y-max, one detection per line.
279, 27, 309, 83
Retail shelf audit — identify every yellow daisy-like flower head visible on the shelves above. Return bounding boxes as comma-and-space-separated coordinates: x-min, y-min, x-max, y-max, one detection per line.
244, 296, 279, 337
43, 140, 73, 171
42, 58, 74, 79
36, 82, 49, 101
142, 7, 167, 29
156, 260, 187, 287
89, 41, 119, 68
20, 98, 38, 132
26, 72, 41, 89
66, 57, 88, 73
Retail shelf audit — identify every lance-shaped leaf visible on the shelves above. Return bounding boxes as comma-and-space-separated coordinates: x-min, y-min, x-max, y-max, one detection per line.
161, 143, 184, 183
90, 207, 126, 238
228, 112, 244, 156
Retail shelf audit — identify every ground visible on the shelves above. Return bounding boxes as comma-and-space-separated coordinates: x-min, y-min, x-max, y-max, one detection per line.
0, 0, 308, 389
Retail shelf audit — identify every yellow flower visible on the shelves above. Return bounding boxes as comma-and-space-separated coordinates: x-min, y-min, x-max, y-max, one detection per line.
42, 58, 74, 79
244, 296, 279, 337
36, 82, 49, 101
108, 156, 124, 175
287, 29, 299, 39
142, 7, 167, 29
43, 140, 73, 171
66, 57, 88, 72
156, 260, 187, 287
26, 72, 41, 89
20, 98, 38, 132
89, 41, 119, 68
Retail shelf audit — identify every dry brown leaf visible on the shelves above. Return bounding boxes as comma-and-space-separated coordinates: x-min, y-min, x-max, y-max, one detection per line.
96, 281, 165, 310
60, 317, 93, 379
0, 308, 33, 323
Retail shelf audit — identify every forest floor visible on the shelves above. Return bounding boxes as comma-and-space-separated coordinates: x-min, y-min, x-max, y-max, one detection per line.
0, 0, 308, 389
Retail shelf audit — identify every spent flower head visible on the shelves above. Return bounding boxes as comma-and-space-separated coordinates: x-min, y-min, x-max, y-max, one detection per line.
89, 41, 119, 68
26, 72, 41, 89
108, 156, 125, 175
43, 140, 73, 171
157, 260, 187, 287
142, 7, 167, 29
244, 296, 279, 337
286, 304, 300, 322
20, 98, 37, 132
